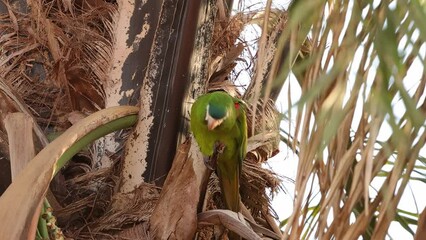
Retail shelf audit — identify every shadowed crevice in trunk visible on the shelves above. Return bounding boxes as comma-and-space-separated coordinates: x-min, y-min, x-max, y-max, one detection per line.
141, 0, 203, 185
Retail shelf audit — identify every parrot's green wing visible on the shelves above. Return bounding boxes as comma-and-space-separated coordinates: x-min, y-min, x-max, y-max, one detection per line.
216, 97, 247, 212
235, 98, 247, 170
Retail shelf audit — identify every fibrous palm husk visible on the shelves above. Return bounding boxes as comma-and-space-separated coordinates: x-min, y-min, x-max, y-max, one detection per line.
0, 0, 130, 237
0, 0, 115, 130
53, 140, 160, 239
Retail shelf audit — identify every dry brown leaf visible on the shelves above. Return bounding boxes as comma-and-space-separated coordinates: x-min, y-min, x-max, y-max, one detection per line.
198, 209, 262, 240
415, 207, 426, 240
67, 111, 87, 124
149, 139, 209, 240
0, 43, 39, 67
61, 0, 75, 16
5, 3, 18, 32
4, 113, 35, 180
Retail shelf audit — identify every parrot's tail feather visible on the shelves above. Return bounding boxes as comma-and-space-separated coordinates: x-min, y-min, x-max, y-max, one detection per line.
217, 165, 240, 212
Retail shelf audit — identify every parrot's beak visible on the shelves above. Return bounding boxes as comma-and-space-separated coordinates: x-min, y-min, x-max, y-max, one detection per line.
205, 112, 223, 130
207, 117, 223, 130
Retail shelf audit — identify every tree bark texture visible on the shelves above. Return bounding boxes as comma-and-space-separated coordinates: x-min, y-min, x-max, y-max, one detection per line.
98, 0, 162, 169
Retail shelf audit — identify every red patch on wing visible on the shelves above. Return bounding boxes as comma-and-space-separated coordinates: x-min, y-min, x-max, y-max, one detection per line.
234, 102, 240, 110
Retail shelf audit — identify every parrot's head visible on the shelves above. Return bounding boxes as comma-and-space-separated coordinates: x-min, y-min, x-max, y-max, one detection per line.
205, 102, 227, 130
205, 96, 242, 131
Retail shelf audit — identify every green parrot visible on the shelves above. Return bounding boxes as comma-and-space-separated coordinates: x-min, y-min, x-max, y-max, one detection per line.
190, 91, 247, 213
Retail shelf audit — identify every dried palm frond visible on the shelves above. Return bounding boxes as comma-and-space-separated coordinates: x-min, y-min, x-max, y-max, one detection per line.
208, 12, 246, 95
0, 0, 115, 130
212, 12, 245, 60
244, 7, 288, 101
52, 160, 160, 239
279, 0, 426, 239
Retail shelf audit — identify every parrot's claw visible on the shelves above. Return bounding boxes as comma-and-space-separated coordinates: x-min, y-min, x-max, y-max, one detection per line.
214, 142, 225, 154
216, 143, 225, 154
203, 142, 225, 170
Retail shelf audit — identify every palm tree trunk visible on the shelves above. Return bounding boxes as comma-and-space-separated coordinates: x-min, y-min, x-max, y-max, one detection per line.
120, 0, 217, 192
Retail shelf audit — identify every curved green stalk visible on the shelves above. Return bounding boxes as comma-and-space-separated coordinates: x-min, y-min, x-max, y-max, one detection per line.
0, 106, 140, 239
36, 109, 139, 240
54, 114, 138, 175
36, 205, 48, 240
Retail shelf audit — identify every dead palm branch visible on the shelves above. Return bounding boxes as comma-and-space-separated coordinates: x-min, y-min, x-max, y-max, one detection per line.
275, 0, 426, 239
